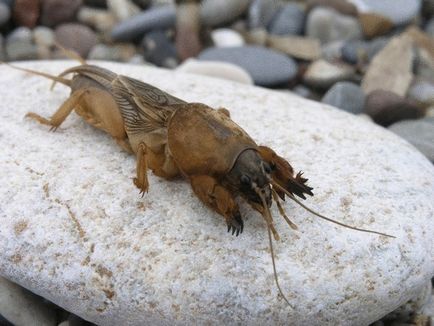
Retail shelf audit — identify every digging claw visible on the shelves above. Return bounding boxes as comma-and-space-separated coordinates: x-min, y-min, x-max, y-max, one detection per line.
226, 213, 244, 237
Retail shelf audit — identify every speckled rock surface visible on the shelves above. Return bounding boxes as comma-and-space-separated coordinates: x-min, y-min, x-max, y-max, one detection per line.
0, 61, 433, 326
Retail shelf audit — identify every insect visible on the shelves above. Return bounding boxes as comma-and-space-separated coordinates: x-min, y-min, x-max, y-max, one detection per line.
3, 55, 394, 307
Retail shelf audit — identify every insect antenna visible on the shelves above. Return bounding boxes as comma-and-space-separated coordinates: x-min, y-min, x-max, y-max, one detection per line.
253, 185, 280, 241
271, 189, 298, 230
271, 182, 395, 238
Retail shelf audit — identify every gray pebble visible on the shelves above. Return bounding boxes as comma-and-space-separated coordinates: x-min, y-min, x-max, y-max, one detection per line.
341, 40, 368, 64
268, 3, 305, 36
111, 5, 176, 41
5, 27, 39, 61
322, 81, 365, 114
141, 30, 178, 68
321, 40, 344, 61
201, 0, 250, 27
407, 79, 434, 105
6, 26, 33, 43
248, 0, 281, 30
366, 37, 389, 61
306, 6, 362, 44
198, 45, 298, 87
389, 117, 434, 162
33, 26, 55, 47
0, 2, 10, 27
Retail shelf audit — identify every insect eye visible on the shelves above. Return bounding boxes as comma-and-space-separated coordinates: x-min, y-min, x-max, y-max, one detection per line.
263, 163, 272, 174
240, 175, 250, 185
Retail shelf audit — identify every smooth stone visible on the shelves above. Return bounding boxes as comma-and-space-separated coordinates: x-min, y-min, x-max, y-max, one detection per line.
389, 117, 434, 162
341, 39, 368, 64
198, 45, 298, 86
291, 84, 314, 98
268, 3, 305, 36
111, 5, 176, 41
88, 43, 137, 62
321, 81, 365, 114
5, 27, 38, 61
243, 27, 268, 46
6, 26, 33, 43
40, 0, 83, 27
0, 2, 10, 27
426, 18, 434, 38
358, 12, 394, 39
141, 30, 178, 68
12, 0, 40, 28
347, 0, 422, 25
306, 6, 363, 44
175, 2, 202, 61
211, 28, 245, 47
54, 23, 98, 58
415, 48, 434, 82
267, 35, 320, 61
200, 0, 250, 27
362, 34, 413, 97
321, 40, 344, 61
176, 58, 253, 85
306, 0, 358, 16
33, 26, 55, 47
303, 59, 355, 89
0, 277, 57, 326
365, 36, 389, 61
364, 89, 425, 126
247, 0, 281, 29
107, 0, 140, 22
1, 61, 434, 325
77, 6, 117, 32
407, 79, 434, 105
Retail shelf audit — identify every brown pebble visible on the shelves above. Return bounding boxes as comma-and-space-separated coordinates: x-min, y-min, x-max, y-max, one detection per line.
41, 0, 82, 27
359, 12, 394, 39
13, 0, 41, 28
175, 2, 202, 61
306, 0, 358, 16
54, 23, 97, 57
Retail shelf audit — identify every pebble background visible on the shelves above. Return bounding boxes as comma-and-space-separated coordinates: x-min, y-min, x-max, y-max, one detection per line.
0, 0, 433, 325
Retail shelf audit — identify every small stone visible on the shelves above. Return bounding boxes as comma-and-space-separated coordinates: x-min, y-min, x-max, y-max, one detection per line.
176, 58, 254, 85
362, 34, 413, 97
33, 26, 55, 47
407, 78, 434, 105
365, 36, 389, 61
321, 40, 344, 61
267, 35, 320, 61
415, 48, 434, 82
364, 89, 425, 126
389, 117, 434, 162
77, 6, 117, 32
303, 59, 355, 89
5, 27, 39, 61
111, 5, 176, 41
306, 0, 358, 16
0, 277, 57, 326
107, 0, 140, 22
54, 23, 98, 58
41, 0, 83, 27
291, 84, 314, 98
347, 0, 422, 25
200, 0, 250, 27
211, 28, 245, 47
88, 43, 137, 61
403, 26, 434, 60
358, 12, 394, 39
0, 2, 10, 27
306, 6, 362, 44
176, 2, 202, 61
12, 0, 40, 28
322, 81, 365, 114
142, 30, 178, 68
247, 0, 281, 30
341, 40, 368, 64
268, 3, 305, 36
243, 27, 268, 46
198, 45, 298, 86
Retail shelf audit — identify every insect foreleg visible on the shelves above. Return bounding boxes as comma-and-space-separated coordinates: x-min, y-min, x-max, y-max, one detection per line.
190, 175, 243, 236
134, 142, 150, 197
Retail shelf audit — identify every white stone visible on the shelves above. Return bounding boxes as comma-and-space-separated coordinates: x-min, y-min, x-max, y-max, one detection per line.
211, 28, 245, 47
176, 58, 253, 84
107, 0, 140, 22
0, 61, 433, 326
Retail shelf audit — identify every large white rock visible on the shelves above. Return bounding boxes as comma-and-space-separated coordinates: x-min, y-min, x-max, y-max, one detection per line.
0, 61, 433, 326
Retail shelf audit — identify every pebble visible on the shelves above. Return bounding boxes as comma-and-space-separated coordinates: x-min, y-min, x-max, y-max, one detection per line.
322, 81, 365, 114
247, 0, 281, 30
54, 23, 98, 58
243, 27, 268, 46
267, 35, 321, 61
341, 40, 368, 64
5, 27, 39, 61
306, 0, 358, 16
407, 79, 434, 105
111, 5, 176, 41
88, 43, 137, 61
33, 26, 55, 47
176, 1, 202, 61
347, 0, 422, 25
362, 34, 413, 97
365, 36, 389, 60
200, 0, 250, 27
364, 89, 425, 126
107, 0, 140, 22
0, 2, 10, 27
306, 6, 363, 44
77, 6, 117, 32
414, 47, 434, 82
358, 12, 394, 38
321, 40, 344, 61
12, 0, 40, 28
198, 45, 298, 86
176, 58, 253, 85
41, 0, 83, 27
211, 28, 245, 47
141, 30, 178, 68
0, 277, 57, 326
389, 117, 434, 162
268, 3, 305, 36
303, 59, 355, 89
